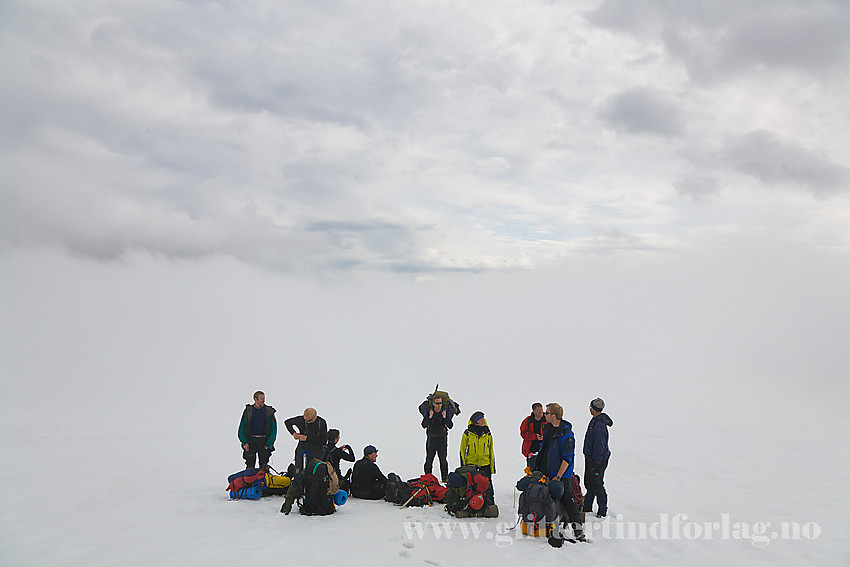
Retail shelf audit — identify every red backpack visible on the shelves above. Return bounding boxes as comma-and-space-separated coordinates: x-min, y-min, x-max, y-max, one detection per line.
226, 468, 266, 492
409, 474, 448, 502
570, 473, 585, 521
467, 472, 489, 494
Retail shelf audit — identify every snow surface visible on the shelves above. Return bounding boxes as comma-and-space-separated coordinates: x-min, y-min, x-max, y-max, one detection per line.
2, 413, 847, 566
1, 251, 849, 566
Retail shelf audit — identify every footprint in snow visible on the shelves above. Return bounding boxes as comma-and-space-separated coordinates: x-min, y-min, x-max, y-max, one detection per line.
424, 560, 441, 566
402, 541, 415, 549
398, 550, 412, 558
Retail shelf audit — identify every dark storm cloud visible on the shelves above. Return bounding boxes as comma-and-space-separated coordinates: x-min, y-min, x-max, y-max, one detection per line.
674, 176, 721, 201
587, 0, 850, 81
723, 130, 850, 196
598, 86, 685, 137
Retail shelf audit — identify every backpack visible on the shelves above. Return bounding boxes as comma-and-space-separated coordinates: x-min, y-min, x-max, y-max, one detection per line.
298, 459, 336, 516
229, 485, 263, 500
518, 475, 558, 537
570, 473, 585, 524
226, 468, 266, 492
383, 473, 430, 507
445, 466, 494, 517
408, 474, 448, 502
383, 472, 406, 504
262, 472, 291, 496
420, 384, 461, 417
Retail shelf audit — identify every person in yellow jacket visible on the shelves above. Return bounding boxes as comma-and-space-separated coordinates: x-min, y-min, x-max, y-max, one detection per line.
460, 411, 496, 504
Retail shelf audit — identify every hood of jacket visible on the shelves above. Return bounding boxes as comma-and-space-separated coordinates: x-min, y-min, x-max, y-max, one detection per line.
549, 420, 573, 436
594, 413, 612, 427
466, 417, 490, 436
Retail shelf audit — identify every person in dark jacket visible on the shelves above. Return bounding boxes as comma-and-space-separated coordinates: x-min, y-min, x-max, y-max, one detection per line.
350, 445, 387, 500
284, 408, 328, 473
535, 402, 585, 542
519, 402, 545, 468
583, 397, 613, 517
237, 391, 277, 470
420, 395, 454, 482
325, 429, 355, 492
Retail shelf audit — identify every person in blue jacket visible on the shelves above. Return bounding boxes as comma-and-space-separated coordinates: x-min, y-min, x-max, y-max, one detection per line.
583, 397, 613, 517
534, 402, 584, 541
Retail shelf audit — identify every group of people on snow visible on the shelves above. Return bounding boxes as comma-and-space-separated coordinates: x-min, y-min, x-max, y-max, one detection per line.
236, 390, 612, 524
520, 399, 613, 519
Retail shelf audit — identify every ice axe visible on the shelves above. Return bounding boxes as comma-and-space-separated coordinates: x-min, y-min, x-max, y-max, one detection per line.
400, 486, 430, 509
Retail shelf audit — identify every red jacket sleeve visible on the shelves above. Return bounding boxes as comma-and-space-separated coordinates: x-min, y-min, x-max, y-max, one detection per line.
520, 416, 535, 457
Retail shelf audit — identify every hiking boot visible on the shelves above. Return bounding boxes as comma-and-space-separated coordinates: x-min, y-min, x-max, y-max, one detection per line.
280, 502, 292, 515
597, 510, 607, 518
572, 523, 586, 541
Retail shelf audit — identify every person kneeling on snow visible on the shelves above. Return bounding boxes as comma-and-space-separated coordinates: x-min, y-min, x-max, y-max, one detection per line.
350, 445, 387, 500
284, 408, 327, 473
325, 429, 355, 492
460, 411, 496, 505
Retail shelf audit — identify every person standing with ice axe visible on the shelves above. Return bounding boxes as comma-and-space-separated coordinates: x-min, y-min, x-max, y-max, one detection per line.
420, 392, 455, 483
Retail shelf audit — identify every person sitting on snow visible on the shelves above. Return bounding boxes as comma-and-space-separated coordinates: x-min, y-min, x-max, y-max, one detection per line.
350, 445, 387, 500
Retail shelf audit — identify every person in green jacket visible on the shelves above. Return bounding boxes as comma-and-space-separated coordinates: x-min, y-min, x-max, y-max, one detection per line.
459, 411, 495, 504
237, 391, 277, 470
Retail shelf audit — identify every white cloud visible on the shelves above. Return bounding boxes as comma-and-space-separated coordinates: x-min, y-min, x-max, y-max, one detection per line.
1, 0, 849, 272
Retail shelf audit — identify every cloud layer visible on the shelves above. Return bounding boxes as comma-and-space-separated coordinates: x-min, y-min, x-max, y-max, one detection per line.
2, 0, 849, 272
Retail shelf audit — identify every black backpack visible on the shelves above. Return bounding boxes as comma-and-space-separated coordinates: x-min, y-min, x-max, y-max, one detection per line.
419, 384, 461, 418
518, 480, 557, 526
298, 460, 335, 516
384, 473, 430, 507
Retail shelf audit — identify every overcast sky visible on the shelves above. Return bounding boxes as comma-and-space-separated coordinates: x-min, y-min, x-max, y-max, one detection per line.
2, 0, 849, 273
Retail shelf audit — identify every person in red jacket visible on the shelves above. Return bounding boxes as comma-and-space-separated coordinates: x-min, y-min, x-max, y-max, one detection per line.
520, 402, 546, 468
